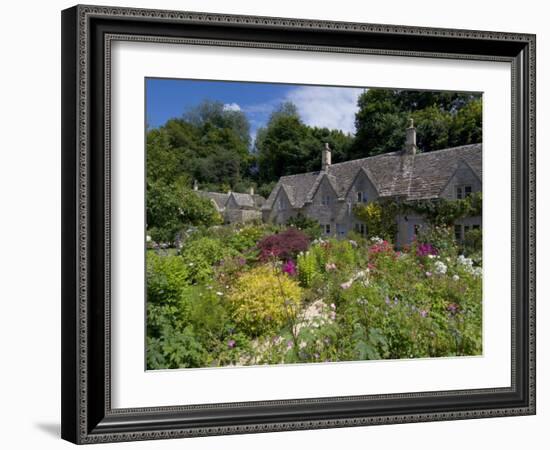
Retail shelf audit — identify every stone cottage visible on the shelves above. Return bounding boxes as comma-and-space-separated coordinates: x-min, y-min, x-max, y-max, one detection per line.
262, 120, 482, 246
194, 182, 266, 224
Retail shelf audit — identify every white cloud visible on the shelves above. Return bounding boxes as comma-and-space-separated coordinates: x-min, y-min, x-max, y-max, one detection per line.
223, 102, 241, 111
285, 86, 365, 134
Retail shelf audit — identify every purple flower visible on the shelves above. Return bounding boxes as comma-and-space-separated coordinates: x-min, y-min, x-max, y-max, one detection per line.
425, 271, 432, 277
420, 310, 428, 318
417, 243, 438, 257
447, 303, 459, 315
287, 340, 294, 349
227, 339, 236, 348
282, 260, 297, 276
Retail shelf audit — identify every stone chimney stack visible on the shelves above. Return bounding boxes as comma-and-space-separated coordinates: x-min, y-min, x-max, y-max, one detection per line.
193, 179, 199, 191
249, 186, 255, 196
322, 143, 332, 171
405, 118, 417, 155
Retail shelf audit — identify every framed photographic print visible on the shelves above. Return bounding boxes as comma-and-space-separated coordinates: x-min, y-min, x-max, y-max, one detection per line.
61, 4, 536, 444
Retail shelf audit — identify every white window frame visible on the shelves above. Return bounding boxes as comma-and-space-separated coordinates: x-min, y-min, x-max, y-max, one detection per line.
321, 195, 331, 206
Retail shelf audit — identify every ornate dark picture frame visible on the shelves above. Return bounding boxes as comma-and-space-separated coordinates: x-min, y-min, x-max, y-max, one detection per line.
61, 4, 536, 444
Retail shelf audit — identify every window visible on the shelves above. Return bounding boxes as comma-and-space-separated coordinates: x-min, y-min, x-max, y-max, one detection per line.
414, 224, 421, 235
277, 197, 285, 210
456, 185, 472, 199
321, 195, 331, 206
464, 225, 470, 236
336, 224, 347, 236
454, 224, 462, 241
356, 191, 367, 203
472, 224, 481, 230
323, 224, 331, 235
354, 223, 367, 236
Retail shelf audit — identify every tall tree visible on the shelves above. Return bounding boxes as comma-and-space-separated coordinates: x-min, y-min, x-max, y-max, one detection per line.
255, 102, 354, 182
351, 90, 482, 158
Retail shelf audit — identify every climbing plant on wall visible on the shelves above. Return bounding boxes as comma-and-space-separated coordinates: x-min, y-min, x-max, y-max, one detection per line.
353, 192, 482, 240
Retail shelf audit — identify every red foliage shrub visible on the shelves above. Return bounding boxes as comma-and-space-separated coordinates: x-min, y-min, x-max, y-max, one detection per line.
257, 228, 310, 262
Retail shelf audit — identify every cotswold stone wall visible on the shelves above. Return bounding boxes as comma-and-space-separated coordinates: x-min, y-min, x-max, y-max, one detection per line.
225, 209, 262, 224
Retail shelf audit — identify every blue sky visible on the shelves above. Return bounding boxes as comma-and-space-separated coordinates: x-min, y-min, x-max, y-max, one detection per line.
146, 78, 365, 141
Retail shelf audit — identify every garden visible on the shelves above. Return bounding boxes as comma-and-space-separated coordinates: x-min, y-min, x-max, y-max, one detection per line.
146, 219, 482, 370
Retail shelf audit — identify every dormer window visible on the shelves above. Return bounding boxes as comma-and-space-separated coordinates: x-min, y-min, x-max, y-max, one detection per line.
356, 191, 367, 203
456, 185, 472, 200
321, 195, 331, 206
278, 197, 286, 210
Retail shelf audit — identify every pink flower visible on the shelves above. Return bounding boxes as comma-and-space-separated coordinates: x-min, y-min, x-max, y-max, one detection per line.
420, 310, 428, 318
330, 303, 336, 310
340, 281, 352, 290
325, 262, 337, 271
282, 260, 297, 276
425, 271, 432, 277
227, 339, 236, 348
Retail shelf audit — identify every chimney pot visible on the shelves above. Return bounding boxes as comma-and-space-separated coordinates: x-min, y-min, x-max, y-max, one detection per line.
405, 118, 417, 155
322, 143, 332, 171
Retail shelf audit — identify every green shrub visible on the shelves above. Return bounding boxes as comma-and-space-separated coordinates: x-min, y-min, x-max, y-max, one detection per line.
464, 228, 482, 254
287, 213, 322, 239
146, 251, 189, 307
415, 225, 458, 258
297, 250, 319, 288
228, 265, 303, 336
180, 236, 237, 283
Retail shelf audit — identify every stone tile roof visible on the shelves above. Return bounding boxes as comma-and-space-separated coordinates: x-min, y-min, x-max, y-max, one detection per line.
263, 143, 482, 209
197, 190, 266, 210
196, 191, 230, 210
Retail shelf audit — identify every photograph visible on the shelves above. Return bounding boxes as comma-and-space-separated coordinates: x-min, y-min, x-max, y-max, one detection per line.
145, 79, 483, 370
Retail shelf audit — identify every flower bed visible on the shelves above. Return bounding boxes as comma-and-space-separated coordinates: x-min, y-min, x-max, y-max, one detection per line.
146, 224, 482, 369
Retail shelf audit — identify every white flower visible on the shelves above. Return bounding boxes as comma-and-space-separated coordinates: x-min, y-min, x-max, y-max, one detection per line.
457, 255, 473, 267
434, 260, 447, 275
452, 274, 460, 281
216, 291, 223, 296
472, 267, 483, 277
370, 236, 383, 244
146, 235, 152, 242
428, 254, 436, 259
188, 262, 194, 267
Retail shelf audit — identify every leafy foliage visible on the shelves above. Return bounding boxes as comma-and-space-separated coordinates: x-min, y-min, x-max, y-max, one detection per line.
257, 228, 310, 261
351, 90, 482, 158
180, 237, 237, 284
146, 180, 222, 243
352, 201, 398, 241
286, 213, 322, 239
227, 265, 303, 336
